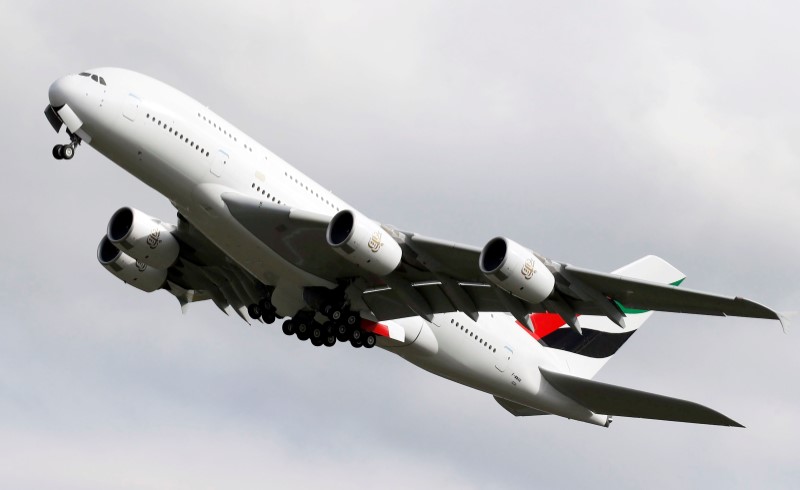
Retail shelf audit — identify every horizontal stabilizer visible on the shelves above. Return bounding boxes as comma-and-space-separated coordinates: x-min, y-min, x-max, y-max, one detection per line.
540, 368, 743, 427
494, 396, 550, 417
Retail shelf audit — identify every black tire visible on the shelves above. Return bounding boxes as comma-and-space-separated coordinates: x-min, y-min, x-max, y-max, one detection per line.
335, 323, 349, 342
247, 304, 262, 319
331, 309, 342, 321
350, 337, 363, 348
282, 320, 295, 336
258, 299, 271, 312
324, 335, 336, 347
262, 311, 276, 324
60, 145, 74, 160
311, 334, 324, 346
350, 328, 363, 342
345, 312, 359, 326
52, 145, 63, 160
296, 320, 310, 341
311, 324, 324, 343
363, 333, 376, 349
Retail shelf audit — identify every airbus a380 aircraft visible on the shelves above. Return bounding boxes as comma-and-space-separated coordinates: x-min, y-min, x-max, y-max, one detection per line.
45, 68, 784, 428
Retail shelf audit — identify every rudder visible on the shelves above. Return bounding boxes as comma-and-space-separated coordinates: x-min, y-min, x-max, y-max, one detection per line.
535, 255, 685, 379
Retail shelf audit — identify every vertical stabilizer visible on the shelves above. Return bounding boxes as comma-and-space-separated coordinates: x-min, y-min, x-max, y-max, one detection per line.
535, 255, 685, 379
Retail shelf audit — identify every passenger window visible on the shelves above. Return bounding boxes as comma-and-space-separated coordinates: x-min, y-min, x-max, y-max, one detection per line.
99, 77, 106, 86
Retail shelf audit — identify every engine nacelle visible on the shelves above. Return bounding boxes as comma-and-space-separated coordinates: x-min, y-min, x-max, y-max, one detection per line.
479, 237, 555, 304
97, 236, 167, 293
326, 210, 402, 276
106, 207, 179, 270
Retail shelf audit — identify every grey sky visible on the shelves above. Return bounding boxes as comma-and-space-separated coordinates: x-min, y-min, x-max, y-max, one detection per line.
1, 1, 798, 488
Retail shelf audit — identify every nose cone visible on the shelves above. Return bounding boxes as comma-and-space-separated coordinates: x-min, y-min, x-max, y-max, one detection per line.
48, 74, 79, 107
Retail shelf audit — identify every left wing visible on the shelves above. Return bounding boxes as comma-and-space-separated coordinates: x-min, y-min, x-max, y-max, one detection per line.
222, 193, 783, 330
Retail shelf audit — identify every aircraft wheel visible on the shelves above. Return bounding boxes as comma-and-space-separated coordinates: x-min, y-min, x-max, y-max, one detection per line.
247, 303, 262, 319
310, 324, 324, 346
52, 145, 63, 160
363, 333, 376, 349
350, 337, 363, 348
324, 334, 337, 347
345, 311, 359, 327
335, 323, 349, 342
296, 319, 310, 341
258, 298, 272, 312
282, 320, 295, 336
350, 328, 363, 342
262, 310, 276, 324
60, 145, 74, 160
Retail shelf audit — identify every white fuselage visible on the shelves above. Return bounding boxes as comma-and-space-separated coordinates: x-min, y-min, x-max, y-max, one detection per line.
48, 68, 608, 426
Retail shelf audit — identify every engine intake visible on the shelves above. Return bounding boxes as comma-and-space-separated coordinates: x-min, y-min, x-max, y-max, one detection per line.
97, 236, 167, 293
326, 210, 402, 276
479, 237, 555, 304
107, 207, 179, 269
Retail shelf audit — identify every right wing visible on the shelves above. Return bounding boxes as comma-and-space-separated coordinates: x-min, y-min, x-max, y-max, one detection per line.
221, 192, 782, 329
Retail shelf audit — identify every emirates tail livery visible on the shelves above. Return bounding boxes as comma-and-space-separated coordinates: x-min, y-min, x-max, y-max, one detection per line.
45, 68, 784, 428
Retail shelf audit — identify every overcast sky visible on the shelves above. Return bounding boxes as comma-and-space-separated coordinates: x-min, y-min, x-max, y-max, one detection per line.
1, 1, 799, 488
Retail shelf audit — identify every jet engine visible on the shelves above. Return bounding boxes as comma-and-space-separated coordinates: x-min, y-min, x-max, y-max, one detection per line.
97, 236, 167, 293
106, 207, 180, 269
326, 210, 402, 276
479, 237, 555, 304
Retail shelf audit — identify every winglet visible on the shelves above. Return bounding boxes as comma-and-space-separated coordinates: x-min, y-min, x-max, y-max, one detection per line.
778, 312, 795, 334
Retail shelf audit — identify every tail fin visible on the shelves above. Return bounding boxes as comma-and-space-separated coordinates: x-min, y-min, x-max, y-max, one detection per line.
536, 255, 685, 379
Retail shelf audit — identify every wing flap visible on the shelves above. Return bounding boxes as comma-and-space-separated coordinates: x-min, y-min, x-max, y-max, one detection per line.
540, 368, 744, 427
362, 283, 539, 321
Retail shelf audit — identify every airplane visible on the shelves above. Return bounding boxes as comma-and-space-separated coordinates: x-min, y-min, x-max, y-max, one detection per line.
44, 68, 785, 428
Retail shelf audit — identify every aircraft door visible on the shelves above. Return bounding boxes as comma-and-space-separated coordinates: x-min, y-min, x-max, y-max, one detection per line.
495, 345, 513, 372
123, 94, 140, 121
211, 149, 229, 177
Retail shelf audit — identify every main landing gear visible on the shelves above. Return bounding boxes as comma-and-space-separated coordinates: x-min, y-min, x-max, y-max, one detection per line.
247, 291, 280, 324
52, 134, 80, 160
249, 289, 376, 349
280, 309, 376, 349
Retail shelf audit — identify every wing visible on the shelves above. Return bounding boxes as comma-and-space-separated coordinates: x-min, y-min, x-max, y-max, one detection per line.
162, 214, 271, 323
221, 192, 782, 330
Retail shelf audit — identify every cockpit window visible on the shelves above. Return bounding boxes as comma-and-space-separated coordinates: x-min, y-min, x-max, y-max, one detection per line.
79, 72, 107, 86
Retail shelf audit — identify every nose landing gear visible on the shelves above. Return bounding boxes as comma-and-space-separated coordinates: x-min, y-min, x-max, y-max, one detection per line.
52, 134, 80, 160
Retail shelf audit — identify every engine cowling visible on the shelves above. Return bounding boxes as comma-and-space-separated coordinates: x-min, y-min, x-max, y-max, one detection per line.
97, 236, 167, 293
479, 237, 555, 304
106, 207, 179, 270
326, 210, 402, 276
